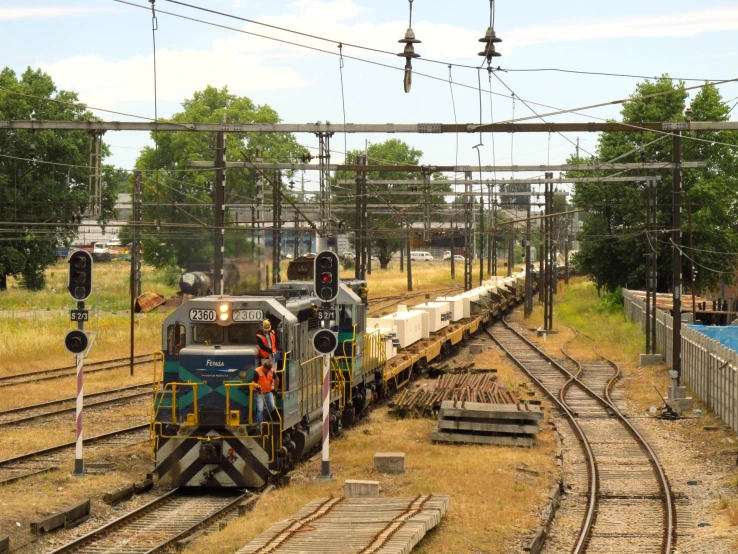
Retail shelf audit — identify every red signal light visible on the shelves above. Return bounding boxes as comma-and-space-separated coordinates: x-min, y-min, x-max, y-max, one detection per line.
321, 272, 332, 283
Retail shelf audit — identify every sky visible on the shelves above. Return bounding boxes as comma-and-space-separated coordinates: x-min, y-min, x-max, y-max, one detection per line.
2, 0, 738, 193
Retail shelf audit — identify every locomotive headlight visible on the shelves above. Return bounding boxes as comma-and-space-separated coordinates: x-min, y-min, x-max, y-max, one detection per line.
218, 303, 230, 321
239, 370, 247, 379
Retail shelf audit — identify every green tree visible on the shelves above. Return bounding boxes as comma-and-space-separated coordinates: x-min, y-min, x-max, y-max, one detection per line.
0, 67, 116, 290
333, 139, 449, 268
568, 78, 738, 293
132, 86, 306, 270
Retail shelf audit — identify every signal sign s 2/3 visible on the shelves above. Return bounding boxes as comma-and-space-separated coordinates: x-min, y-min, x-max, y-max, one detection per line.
70, 309, 89, 322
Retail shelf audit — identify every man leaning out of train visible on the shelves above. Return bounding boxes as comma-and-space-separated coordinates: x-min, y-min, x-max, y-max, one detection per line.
251, 361, 280, 427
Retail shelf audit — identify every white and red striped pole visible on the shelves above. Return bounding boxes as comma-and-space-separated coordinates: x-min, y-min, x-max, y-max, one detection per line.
73, 352, 84, 476
321, 353, 331, 478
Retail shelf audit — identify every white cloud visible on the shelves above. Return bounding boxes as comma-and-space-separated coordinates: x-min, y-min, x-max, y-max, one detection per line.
0, 6, 112, 20
35, 1, 738, 114
505, 6, 738, 49
39, 50, 310, 112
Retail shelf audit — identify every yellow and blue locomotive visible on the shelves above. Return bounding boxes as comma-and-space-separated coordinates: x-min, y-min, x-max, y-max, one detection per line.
150, 280, 384, 488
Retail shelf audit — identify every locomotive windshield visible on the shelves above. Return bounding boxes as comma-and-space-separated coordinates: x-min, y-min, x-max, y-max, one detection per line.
228, 323, 261, 344
192, 324, 224, 344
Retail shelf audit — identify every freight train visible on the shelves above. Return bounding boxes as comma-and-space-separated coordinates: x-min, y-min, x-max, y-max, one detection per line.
150, 274, 531, 488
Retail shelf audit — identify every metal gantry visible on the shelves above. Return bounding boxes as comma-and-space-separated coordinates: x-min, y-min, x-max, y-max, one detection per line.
87, 131, 104, 217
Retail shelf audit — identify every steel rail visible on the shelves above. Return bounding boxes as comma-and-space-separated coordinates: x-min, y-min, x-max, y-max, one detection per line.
593, 343, 676, 553
494, 318, 674, 554
0, 384, 150, 427
0, 355, 152, 388
484, 321, 598, 554
0, 424, 149, 486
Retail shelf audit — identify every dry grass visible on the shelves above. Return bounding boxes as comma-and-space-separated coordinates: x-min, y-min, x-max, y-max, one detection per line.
342, 261, 514, 297
717, 496, 738, 527
0, 261, 178, 311
187, 406, 558, 554
0, 366, 153, 411
509, 278, 669, 411
0, 399, 148, 460
0, 441, 153, 552
0, 311, 165, 375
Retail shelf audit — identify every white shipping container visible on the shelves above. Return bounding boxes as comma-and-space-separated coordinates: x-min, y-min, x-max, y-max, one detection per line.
460, 291, 481, 318
413, 302, 450, 333
437, 296, 464, 322
380, 311, 423, 347
408, 310, 430, 339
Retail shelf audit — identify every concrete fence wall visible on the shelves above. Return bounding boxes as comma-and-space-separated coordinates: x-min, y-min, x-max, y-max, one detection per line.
623, 289, 738, 433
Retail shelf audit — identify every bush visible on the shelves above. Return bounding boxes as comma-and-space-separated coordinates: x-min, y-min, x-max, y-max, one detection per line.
597, 286, 623, 313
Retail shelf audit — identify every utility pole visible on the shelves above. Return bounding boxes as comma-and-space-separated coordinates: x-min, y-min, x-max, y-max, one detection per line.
479, 194, 485, 285
564, 219, 571, 285
672, 131, 682, 385
316, 131, 332, 252
256, 177, 264, 289
130, 171, 142, 376
293, 214, 299, 259
87, 131, 104, 217
272, 170, 282, 284
488, 184, 494, 276
250, 206, 256, 262
524, 182, 533, 318
688, 198, 697, 315
646, 176, 658, 355
464, 172, 474, 291
450, 232, 455, 279
355, 158, 362, 279
507, 235, 514, 277
356, 158, 370, 279
214, 129, 226, 295
406, 223, 413, 291
543, 176, 554, 331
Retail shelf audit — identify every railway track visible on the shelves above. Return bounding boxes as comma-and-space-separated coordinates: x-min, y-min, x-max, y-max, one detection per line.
0, 384, 151, 427
367, 286, 460, 315
0, 424, 149, 486
46, 489, 250, 554
0, 354, 153, 388
486, 319, 675, 554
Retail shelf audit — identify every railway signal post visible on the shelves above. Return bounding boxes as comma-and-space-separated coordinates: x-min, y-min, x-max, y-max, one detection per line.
66, 250, 93, 476
313, 251, 340, 480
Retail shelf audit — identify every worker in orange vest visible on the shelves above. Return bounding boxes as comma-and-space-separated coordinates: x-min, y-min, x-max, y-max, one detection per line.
251, 361, 279, 426
256, 320, 281, 366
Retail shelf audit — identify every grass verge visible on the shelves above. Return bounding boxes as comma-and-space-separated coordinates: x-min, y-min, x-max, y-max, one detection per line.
187, 406, 557, 554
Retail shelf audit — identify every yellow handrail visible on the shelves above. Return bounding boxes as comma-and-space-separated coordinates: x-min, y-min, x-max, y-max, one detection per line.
151, 382, 199, 425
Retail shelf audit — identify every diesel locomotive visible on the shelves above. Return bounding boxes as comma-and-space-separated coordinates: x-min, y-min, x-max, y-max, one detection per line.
151, 280, 383, 488
150, 275, 528, 489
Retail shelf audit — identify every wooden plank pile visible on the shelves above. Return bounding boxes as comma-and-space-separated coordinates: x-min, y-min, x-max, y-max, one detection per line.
430, 400, 543, 447
392, 373, 520, 419
236, 495, 450, 554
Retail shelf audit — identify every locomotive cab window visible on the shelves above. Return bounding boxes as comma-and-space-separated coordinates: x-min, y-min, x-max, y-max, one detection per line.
228, 323, 261, 344
192, 324, 224, 344
167, 324, 187, 354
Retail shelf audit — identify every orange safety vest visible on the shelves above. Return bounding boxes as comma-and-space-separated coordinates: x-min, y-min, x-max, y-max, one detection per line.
256, 329, 278, 358
255, 366, 275, 393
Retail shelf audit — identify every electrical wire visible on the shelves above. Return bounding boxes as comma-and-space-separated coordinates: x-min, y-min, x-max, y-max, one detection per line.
338, 44, 348, 163
0, 88, 161, 121
671, 239, 736, 275
501, 67, 734, 82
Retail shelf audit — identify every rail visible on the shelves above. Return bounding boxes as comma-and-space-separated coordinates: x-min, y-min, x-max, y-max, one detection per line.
489, 318, 675, 554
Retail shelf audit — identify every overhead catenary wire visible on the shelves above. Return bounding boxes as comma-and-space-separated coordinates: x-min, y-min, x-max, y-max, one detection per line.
10, 3, 738, 157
